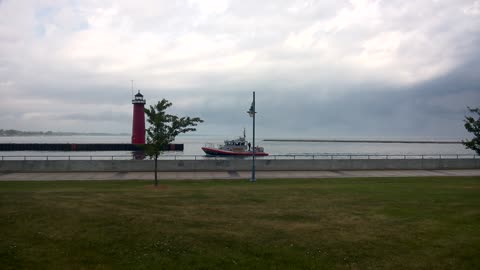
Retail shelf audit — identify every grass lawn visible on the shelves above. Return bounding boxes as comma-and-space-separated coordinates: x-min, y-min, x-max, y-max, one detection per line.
0, 177, 479, 269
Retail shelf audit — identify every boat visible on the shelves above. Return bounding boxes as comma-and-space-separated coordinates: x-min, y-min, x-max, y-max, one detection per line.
201, 130, 269, 156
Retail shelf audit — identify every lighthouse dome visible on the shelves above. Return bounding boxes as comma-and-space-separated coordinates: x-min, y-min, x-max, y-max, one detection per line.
132, 90, 146, 104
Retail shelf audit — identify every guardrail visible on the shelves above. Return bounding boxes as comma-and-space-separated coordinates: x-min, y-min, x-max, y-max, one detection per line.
0, 154, 478, 161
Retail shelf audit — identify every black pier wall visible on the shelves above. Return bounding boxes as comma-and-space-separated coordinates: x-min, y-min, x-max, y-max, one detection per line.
0, 143, 183, 151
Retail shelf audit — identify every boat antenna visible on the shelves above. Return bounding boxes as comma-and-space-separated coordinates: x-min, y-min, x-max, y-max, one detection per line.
243, 128, 246, 139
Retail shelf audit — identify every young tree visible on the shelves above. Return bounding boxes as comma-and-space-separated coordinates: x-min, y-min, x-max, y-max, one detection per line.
144, 99, 203, 186
463, 106, 480, 155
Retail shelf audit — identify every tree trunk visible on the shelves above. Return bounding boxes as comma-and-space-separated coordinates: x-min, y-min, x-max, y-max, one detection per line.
154, 154, 158, 186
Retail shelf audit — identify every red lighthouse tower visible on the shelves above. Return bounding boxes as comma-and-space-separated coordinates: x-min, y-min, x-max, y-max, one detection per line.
131, 90, 146, 144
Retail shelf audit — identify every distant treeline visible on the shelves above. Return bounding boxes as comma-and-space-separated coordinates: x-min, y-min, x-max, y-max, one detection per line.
0, 129, 128, 137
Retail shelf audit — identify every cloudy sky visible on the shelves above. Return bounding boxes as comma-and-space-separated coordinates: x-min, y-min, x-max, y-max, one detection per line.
0, 0, 479, 139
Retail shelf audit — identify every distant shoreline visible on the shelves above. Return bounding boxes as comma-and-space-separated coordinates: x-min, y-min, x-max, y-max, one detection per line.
0, 129, 129, 137
0, 134, 129, 137
264, 139, 463, 144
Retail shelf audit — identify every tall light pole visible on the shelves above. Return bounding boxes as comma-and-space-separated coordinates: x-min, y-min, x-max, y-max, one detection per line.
247, 91, 256, 183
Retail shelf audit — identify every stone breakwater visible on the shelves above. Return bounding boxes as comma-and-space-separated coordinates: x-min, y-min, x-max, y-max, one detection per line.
264, 139, 462, 144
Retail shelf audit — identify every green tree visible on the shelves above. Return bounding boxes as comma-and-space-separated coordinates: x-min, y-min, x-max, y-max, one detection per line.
463, 106, 480, 155
144, 99, 203, 186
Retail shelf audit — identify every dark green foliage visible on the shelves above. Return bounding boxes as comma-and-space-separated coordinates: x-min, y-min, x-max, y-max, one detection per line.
463, 107, 480, 155
144, 99, 203, 185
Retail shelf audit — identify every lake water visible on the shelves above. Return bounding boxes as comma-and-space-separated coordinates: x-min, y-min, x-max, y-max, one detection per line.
0, 135, 475, 158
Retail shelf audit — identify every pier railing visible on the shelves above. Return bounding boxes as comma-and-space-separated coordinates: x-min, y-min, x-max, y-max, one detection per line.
0, 154, 478, 161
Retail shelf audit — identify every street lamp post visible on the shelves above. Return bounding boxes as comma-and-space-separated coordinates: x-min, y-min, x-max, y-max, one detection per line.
247, 91, 256, 182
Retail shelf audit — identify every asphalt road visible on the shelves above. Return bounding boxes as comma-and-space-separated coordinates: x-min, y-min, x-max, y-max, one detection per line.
0, 169, 479, 181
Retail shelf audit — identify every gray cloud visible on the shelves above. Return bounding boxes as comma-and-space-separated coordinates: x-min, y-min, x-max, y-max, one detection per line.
0, 0, 479, 138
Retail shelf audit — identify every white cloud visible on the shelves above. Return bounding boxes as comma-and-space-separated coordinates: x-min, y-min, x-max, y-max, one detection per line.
188, 0, 229, 16
348, 30, 458, 84
322, 0, 382, 34
0, 0, 479, 136
463, 0, 480, 15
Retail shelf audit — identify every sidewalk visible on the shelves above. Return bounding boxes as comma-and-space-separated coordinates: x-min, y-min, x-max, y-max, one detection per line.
1, 170, 479, 181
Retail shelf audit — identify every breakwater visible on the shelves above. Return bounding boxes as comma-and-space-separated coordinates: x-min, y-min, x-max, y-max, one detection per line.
1, 158, 479, 172
0, 143, 183, 151
264, 139, 462, 144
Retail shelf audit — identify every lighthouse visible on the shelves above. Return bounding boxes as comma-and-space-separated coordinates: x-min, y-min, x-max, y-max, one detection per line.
131, 90, 146, 144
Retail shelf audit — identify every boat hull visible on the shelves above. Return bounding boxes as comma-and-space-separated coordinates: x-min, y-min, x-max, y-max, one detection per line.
202, 147, 269, 156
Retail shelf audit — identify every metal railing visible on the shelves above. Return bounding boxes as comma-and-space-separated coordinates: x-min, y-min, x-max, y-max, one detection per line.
0, 154, 478, 161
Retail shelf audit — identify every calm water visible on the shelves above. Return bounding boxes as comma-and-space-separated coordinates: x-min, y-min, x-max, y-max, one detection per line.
0, 135, 474, 158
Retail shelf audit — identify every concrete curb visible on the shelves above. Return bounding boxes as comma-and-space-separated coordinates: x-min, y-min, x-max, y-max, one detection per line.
1, 170, 479, 181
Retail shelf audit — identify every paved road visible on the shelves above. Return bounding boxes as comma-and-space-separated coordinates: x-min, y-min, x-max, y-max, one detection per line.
0, 170, 479, 181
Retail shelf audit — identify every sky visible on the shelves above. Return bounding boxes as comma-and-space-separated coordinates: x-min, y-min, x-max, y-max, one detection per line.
0, 0, 479, 139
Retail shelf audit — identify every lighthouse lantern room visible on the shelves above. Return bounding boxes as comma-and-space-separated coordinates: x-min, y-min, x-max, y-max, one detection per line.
131, 90, 146, 144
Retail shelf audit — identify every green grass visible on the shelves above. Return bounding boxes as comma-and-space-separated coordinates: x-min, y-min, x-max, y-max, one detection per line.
1, 177, 479, 269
